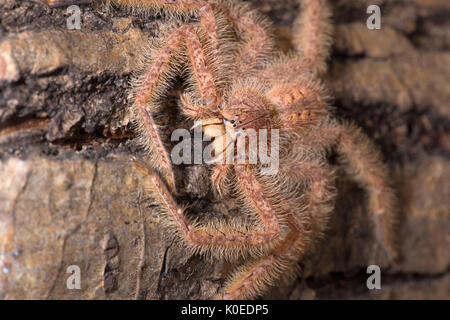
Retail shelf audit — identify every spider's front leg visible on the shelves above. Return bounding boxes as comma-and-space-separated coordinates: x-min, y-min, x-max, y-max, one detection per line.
132, 22, 221, 191
134, 160, 313, 299
132, 161, 281, 261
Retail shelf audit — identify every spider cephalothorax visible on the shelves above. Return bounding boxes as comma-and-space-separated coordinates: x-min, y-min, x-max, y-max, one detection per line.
37, 0, 398, 299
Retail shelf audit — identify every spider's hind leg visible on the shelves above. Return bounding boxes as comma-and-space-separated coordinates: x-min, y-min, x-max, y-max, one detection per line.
220, 1, 275, 78
336, 122, 398, 262
257, 0, 333, 82
293, 0, 333, 74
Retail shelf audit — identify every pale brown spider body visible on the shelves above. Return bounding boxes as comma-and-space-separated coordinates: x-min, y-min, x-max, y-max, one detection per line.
38, 0, 398, 299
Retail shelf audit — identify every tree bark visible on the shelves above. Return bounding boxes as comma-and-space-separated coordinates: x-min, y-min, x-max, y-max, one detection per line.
0, 0, 449, 299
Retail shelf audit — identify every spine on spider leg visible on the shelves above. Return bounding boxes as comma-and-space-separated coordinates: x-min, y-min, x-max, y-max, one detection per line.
336, 122, 399, 261
293, 0, 333, 74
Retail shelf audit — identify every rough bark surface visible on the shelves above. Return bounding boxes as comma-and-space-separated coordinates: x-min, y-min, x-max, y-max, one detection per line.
0, 0, 449, 299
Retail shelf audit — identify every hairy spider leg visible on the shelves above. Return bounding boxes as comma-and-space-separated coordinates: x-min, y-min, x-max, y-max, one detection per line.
133, 24, 221, 191
221, 162, 330, 299
133, 160, 282, 262
336, 123, 398, 261
258, 0, 333, 82
219, 2, 274, 78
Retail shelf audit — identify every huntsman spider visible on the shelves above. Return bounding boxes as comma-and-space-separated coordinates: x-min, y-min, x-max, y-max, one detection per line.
36, 0, 397, 299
